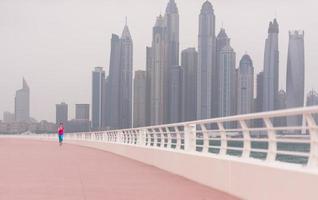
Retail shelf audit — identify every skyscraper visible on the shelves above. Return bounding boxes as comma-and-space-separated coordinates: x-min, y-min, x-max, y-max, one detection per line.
15, 78, 30, 122
263, 19, 279, 112
118, 24, 133, 129
168, 65, 183, 123
216, 28, 230, 117
197, 1, 217, 120
256, 72, 264, 113
218, 35, 236, 118
181, 48, 198, 122
134, 70, 147, 128
237, 54, 254, 115
149, 15, 168, 125
108, 34, 121, 129
165, 0, 179, 68
56, 102, 68, 124
107, 24, 133, 129
255, 71, 264, 127
165, 0, 180, 123
276, 90, 287, 127
145, 47, 152, 126
92, 67, 105, 130
102, 76, 110, 129
75, 104, 90, 121
286, 30, 305, 126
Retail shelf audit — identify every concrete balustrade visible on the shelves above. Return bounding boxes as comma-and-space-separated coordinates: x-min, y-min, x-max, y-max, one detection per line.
4, 106, 318, 200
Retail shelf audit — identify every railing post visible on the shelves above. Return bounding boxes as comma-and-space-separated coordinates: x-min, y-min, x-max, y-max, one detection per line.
159, 128, 165, 148
138, 129, 146, 146
305, 113, 318, 167
239, 120, 251, 158
175, 126, 181, 150
184, 123, 196, 152
153, 129, 157, 147
166, 127, 172, 149
264, 118, 277, 162
200, 124, 209, 153
130, 131, 135, 145
217, 122, 227, 156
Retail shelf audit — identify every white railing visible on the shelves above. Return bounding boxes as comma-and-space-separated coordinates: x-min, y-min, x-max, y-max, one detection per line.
38, 106, 318, 168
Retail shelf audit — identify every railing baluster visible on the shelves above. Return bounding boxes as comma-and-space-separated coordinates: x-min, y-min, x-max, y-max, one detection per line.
175, 126, 181, 150
264, 118, 277, 162
201, 124, 209, 153
166, 127, 172, 149
217, 122, 227, 156
240, 120, 251, 158
184, 123, 196, 152
305, 113, 318, 167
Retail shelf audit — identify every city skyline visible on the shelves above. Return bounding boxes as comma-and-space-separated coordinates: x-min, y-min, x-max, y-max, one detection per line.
0, 0, 317, 122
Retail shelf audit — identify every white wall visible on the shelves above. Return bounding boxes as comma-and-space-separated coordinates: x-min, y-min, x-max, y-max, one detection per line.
65, 140, 318, 200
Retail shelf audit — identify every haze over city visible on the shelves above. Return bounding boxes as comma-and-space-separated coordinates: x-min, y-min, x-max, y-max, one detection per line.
0, 0, 317, 122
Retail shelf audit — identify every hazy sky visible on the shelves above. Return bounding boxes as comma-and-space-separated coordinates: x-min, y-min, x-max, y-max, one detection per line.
0, 0, 317, 122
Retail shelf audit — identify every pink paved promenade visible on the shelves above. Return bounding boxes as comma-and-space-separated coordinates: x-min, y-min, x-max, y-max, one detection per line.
0, 139, 238, 200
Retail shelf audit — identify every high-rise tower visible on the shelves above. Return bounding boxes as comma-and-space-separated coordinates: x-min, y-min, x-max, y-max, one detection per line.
217, 35, 236, 118
286, 30, 305, 126
197, 1, 217, 120
119, 24, 133, 129
165, 0, 179, 68
108, 34, 121, 129
237, 54, 254, 115
165, 0, 180, 123
15, 78, 30, 122
92, 67, 105, 130
263, 19, 279, 112
134, 70, 147, 128
106, 25, 133, 130
56, 102, 68, 124
181, 48, 198, 122
149, 15, 168, 125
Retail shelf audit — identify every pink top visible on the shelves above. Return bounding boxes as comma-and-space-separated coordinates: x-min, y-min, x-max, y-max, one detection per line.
58, 127, 64, 135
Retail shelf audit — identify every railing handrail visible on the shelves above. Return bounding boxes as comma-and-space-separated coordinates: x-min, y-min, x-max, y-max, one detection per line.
101, 106, 318, 132
12, 106, 318, 168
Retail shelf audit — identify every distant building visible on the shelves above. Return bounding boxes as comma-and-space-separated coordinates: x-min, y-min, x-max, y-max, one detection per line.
275, 90, 287, 127
197, 1, 217, 120
254, 72, 264, 127
306, 90, 318, 123
168, 65, 183, 123
107, 24, 133, 130
76, 104, 89, 120
15, 78, 30, 122
3, 112, 15, 123
181, 48, 198, 122
65, 119, 90, 133
218, 34, 236, 118
286, 31, 305, 126
256, 72, 264, 113
216, 28, 231, 117
145, 47, 152, 126
56, 102, 68, 124
92, 67, 105, 130
166, 0, 180, 124
134, 70, 147, 128
263, 19, 279, 112
237, 54, 254, 115
277, 90, 287, 110
118, 25, 133, 129
148, 15, 168, 125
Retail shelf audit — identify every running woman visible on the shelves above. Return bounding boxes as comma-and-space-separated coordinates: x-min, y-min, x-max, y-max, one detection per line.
58, 123, 64, 146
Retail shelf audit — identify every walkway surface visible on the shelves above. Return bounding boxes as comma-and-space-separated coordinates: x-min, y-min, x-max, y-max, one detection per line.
0, 139, 238, 200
